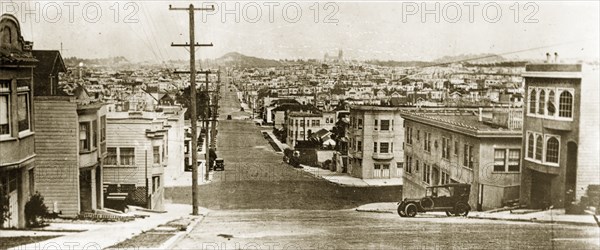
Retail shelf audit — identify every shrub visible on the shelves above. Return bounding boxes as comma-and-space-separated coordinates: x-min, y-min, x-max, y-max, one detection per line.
24, 192, 49, 228
0, 186, 10, 227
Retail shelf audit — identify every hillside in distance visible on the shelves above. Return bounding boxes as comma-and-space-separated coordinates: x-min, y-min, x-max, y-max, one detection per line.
204, 52, 283, 68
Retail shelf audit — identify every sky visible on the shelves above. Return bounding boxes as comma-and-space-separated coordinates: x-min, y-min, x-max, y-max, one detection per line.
2, 0, 599, 62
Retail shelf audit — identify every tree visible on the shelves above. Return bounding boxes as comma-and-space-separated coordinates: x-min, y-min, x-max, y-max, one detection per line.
176, 86, 211, 120
0, 186, 10, 227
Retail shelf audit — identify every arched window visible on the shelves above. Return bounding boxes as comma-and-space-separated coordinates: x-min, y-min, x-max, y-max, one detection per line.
529, 89, 537, 114
538, 90, 545, 115
535, 135, 543, 160
527, 133, 534, 158
546, 137, 559, 163
559, 91, 573, 118
547, 90, 555, 116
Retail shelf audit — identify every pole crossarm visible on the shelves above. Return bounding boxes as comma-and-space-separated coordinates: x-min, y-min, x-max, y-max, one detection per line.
169, 5, 215, 11
171, 42, 214, 47
173, 70, 213, 74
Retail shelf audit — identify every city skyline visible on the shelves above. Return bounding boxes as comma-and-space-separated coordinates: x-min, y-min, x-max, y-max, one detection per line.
3, 1, 598, 63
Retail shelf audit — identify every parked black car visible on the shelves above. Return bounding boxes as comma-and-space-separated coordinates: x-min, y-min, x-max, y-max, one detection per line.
397, 183, 471, 217
214, 158, 224, 171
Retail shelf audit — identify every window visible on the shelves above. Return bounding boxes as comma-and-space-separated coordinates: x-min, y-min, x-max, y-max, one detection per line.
405, 155, 412, 174
106, 147, 118, 165
442, 137, 450, 160
463, 144, 473, 168
527, 133, 534, 159
373, 142, 378, 153
0, 94, 8, 135
91, 120, 97, 149
440, 171, 450, 185
559, 91, 573, 118
374, 164, 381, 170
153, 146, 160, 164
422, 164, 431, 184
546, 137, 559, 163
529, 89, 537, 114
357, 141, 362, 151
424, 132, 431, 152
380, 120, 390, 131
380, 142, 389, 153
416, 130, 420, 141
547, 90, 555, 116
397, 162, 403, 171
535, 135, 543, 161
79, 122, 90, 151
494, 149, 506, 172
300, 120, 305, 126
358, 118, 363, 129
374, 119, 378, 130
120, 147, 135, 165
312, 120, 320, 126
538, 89, 545, 115
17, 94, 29, 131
454, 141, 459, 155
415, 159, 420, 172
405, 127, 413, 145
508, 149, 520, 172
100, 116, 106, 142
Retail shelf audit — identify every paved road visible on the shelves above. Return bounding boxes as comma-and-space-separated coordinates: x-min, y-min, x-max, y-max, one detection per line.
165, 77, 402, 210
174, 209, 600, 249
169, 77, 599, 249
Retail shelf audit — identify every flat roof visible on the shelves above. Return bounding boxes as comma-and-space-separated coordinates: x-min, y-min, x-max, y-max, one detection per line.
401, 112, 522, 138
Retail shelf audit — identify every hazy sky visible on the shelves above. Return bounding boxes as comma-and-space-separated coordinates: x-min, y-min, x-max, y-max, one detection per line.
3, 0, 598, 62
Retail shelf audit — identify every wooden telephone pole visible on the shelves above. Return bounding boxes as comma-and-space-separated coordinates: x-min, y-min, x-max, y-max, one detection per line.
169, 3, 214, 216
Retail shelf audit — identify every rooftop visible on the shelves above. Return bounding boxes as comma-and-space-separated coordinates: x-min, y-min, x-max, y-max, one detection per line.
401, 112, 522, 138
288, 111, 322, 118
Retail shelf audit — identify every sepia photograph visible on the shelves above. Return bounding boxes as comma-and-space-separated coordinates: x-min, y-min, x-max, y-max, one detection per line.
0, 0, 599, 249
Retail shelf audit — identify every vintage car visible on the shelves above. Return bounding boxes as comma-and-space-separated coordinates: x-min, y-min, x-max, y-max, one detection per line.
397, 183, 471, 217
214, 158, 225, 171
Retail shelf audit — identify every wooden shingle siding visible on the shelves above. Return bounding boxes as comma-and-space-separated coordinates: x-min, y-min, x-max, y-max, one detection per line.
33, 98, 80, 217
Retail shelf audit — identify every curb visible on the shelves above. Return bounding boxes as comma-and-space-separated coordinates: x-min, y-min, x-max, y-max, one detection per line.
159, 215, 205, 249
467, 216, 599, 227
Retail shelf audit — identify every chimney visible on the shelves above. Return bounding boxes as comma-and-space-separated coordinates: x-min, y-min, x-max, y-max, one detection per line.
478, 107, 483, 122
545, 53, 551, 63
554, 52, 559, 63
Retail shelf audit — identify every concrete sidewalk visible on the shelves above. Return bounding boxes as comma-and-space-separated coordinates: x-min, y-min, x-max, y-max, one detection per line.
9, 204, 207, 250
299, 164, 403, 187
261, 129, 289, 152
355, 202, 600, 227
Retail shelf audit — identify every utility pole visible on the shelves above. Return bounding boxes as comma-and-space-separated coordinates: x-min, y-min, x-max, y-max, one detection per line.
169, 3, 214, 216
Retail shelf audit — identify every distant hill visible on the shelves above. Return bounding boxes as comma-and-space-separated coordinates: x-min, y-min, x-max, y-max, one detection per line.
204, 52, 283, 68
433, 53, 506, 64
365, 60, 432, 67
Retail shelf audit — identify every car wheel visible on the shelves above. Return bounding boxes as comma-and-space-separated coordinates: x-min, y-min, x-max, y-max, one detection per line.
445, 211, 454, 217
397, 205, 406, 217
404, 203, 418, 217
455, 203, 469, 216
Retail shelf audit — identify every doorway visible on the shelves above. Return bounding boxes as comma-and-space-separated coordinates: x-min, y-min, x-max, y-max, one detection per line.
79, 170, 93, 212
531, 172, 553, 209
565, 142, 578, 208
